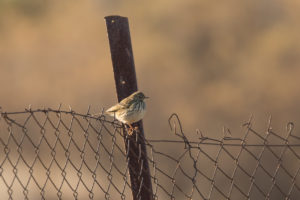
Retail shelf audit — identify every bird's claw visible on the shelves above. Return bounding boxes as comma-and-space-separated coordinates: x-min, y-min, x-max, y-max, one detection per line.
128, 128, 134, 135
127, 125, 139, 135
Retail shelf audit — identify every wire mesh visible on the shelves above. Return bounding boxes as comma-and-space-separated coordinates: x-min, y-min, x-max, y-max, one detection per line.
0, 108, 300, 199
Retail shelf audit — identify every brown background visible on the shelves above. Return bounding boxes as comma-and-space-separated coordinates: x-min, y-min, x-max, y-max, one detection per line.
0, 0, 299, 143
1, 1, 300, 199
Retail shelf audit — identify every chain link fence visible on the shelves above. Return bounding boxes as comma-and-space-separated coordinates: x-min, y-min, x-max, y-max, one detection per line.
0, 108, 300, 199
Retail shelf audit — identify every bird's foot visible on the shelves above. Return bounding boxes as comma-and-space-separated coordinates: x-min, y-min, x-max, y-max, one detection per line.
128, 127, 134, 135
126, 124, 140, 135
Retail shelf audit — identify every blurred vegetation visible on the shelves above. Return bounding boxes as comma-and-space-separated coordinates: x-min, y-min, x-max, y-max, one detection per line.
1, 1, 300, 199
0, 0, 48, 17
0, 0, 300, 137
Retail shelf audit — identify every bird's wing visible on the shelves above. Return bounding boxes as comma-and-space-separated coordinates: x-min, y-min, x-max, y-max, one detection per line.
119, 96, 134, 108
106, 96, 134, 114
106, 103, 124, 113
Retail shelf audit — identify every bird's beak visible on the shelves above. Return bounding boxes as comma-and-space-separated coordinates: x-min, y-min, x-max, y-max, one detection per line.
144, 96, 150, 99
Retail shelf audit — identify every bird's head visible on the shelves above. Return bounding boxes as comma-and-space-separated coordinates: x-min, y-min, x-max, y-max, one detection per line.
132, 91, 149, 101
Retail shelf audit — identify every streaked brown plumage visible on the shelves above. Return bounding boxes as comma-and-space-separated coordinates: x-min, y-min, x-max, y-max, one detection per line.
106, 91, 148, 134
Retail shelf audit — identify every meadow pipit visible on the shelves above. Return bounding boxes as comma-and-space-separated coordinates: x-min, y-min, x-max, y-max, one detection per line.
106, 91, 148, 135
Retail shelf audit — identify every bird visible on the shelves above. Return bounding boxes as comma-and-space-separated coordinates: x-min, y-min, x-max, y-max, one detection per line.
106, 91, 149, 135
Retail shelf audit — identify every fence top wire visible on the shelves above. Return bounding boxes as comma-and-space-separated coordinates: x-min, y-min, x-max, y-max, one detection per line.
0, 107, 300, 200
1, 108, 297, 147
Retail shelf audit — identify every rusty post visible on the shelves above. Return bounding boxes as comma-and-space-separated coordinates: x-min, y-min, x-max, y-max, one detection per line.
105, 15, 153, 200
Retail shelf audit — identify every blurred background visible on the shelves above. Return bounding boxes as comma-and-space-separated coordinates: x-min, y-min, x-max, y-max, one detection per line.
0, 0, 300, 137
1, 0, 300, 137
1, 0, 300, 199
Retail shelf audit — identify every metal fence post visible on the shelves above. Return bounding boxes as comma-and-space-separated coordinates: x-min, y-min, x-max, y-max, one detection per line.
105, 15, 153, 200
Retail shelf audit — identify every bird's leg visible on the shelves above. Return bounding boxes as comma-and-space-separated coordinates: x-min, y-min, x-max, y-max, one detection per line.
127, 124, 134, 135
